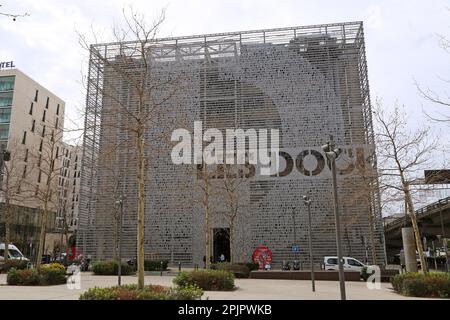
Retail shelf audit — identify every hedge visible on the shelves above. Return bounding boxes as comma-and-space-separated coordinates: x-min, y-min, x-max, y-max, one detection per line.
391, 272, 450, 298
92, 261, 134, 275
213, 263, 251, 278
0, 260, 29, 273
7, 263, 67, 286
79, 284, 203, 300
144, 260, 169, 271
174, 269, 235, 291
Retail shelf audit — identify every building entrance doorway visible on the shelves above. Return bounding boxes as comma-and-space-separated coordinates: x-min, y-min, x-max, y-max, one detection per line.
213, 228, 230, 263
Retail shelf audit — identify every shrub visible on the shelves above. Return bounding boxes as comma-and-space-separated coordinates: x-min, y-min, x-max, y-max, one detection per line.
391, 272, 450, 298
1, 260, 29, 273
92, 261, 134, 275
40, 263, 67, 285
174, 269, 235, 291
79, 284, 203, 300
6, 268, 21, 285
243, 262, 259, 271
214, 263, 251, 278
144, 260, 169, 271
7, 268, 40, 286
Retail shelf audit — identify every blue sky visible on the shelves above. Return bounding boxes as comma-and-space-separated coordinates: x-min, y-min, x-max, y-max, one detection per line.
1, 0, 449, 150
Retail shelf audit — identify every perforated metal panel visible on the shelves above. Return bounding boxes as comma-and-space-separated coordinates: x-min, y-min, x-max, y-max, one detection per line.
78, 22, 386, 266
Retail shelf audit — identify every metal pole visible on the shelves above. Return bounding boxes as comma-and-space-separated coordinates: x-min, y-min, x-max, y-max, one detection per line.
118, 198, 124, 286
306, 199, 315, 292
323, 136, 346, 300
330, 157, 346, 300
439, 208, 448, 273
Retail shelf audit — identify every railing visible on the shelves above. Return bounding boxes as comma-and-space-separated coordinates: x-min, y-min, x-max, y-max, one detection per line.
385, 196, 450, 231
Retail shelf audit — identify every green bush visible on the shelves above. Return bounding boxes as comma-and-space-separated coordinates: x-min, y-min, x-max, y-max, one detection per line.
7, 263, 67, 286
6, 268, 21, 285
40, 263, 67, 285
213, 263, 251, 278
174, 269, 235, 291
144, 260, 169, 271
92, 261, 134, 275
7, 268, 41, 286
243, 262, 259, 271
79, 283, 203, 300
391, 272, 450, 298
0, 260, 29, 273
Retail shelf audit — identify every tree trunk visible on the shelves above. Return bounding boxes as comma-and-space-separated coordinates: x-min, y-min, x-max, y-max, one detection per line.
404, 185, 427, 273
229, 221, 234, 264
4, 198, 11, 263
204, 180, 211, 269
36, 205, 48, 271
366, 195, 378, 265
136, 130, 145, 289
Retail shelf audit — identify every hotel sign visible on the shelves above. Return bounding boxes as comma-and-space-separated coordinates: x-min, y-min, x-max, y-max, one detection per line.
0, 61, 16, 70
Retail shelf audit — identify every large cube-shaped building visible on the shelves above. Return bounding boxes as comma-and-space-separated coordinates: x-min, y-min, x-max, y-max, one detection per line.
78, 22, 386, 266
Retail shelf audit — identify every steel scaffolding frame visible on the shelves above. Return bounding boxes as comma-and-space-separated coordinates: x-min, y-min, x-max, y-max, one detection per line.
78, 21, 384, 265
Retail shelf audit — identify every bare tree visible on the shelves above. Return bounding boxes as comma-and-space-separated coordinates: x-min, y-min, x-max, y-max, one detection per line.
0, 4, 29, 21
194, 164, 218, 269
79, 8, 185, 289
374, 101, 440, 273
1, 141, 31, 262
30, 118, 65, 271
218, 164, 252, 264
416, 15, 450, 124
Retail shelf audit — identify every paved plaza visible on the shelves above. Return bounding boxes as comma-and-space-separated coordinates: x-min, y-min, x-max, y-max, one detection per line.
0, 272, 428, 300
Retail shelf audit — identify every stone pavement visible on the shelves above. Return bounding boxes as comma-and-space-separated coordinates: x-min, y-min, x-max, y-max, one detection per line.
0, 273, 428, 300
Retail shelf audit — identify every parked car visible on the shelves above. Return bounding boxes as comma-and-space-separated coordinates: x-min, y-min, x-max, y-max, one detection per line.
0, 243, 30, 263
323, 256, 366, 272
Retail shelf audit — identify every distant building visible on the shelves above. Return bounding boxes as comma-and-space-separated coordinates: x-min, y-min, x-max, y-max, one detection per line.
0, 69, 65, 258
57, 143, 82, 233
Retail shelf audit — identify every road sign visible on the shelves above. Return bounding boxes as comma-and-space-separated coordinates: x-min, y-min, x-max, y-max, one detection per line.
292, 246, 300, 253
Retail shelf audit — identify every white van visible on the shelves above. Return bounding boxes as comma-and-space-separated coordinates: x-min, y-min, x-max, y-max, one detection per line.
324, 256, 366, 272
0, 243, 29, 262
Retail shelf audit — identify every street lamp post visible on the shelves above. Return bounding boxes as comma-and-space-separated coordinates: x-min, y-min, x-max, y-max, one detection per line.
115, 196, 125, 286
302, 195, 315, 292
322, 135, 346, 300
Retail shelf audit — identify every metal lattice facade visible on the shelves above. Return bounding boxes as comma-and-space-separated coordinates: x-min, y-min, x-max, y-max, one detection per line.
78, 21, 386, 266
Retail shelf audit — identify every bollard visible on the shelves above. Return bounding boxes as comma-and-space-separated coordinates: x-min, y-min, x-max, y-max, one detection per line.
160, 261, 163, 276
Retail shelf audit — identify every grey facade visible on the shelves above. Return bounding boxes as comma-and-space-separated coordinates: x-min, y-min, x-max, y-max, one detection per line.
78, 22, 386, 266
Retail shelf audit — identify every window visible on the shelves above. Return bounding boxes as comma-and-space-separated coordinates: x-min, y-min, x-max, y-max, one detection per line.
39, 139, 43, 152
31, 119, 35, 132
34, 90, 39, 102
41, 125, 46, 137
347, 259, 363, 267
22, 165, 27, 178
37, 171, 41, 183
24, 149, 28, 162
45, 97, 49, 109
22, 131, 27, 144
56, 104, 60, 115
327, 258, 338, 265
42, 110, 46, 122
0, 108, 11, 124
55, 117, 59, 129
29, 102, 33, 115
0, 92, 13, 107
0, 76, 15, 91
0, 125, 9, 140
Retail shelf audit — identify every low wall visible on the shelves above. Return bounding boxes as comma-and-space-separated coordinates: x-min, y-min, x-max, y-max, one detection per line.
250, 270, 361, 282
